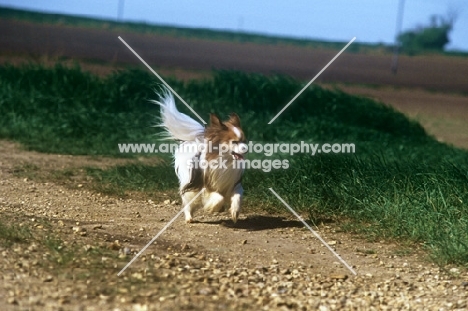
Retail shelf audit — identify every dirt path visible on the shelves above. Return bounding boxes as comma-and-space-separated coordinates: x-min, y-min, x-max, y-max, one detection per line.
1, 140, 467, 310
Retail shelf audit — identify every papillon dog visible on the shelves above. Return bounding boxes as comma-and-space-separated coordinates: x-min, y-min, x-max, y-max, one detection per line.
155, 91, 247, 223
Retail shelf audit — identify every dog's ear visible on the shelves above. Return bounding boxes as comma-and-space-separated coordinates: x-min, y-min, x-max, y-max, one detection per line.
209, 113, 224, 128
228, 113, 241, 127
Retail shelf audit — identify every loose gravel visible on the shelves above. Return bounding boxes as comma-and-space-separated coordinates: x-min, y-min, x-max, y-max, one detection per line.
0, 140, 467, 310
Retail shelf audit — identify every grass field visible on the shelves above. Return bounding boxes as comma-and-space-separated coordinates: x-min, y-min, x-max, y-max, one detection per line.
1, 63, 467, 266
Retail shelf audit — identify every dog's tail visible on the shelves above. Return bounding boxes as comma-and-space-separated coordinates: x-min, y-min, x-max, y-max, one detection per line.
153, 90, 205, 141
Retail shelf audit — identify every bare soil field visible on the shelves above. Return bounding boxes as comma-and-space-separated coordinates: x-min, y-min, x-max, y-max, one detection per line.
1, 18, 468, 310
1, 19, 468, 93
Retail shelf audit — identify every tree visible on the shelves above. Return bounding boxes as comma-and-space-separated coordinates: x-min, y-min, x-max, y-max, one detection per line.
398, 12, 457, 54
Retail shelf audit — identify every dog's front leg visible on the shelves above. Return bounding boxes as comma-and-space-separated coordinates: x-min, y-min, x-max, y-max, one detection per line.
229, 183, 243, 223
182, 191, 199, 223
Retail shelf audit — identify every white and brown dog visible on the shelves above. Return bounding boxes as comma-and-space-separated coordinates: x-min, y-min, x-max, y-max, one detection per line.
155, 91, 247, 223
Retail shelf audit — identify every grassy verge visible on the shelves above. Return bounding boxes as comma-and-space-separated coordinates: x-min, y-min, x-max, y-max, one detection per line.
0, 64, 157, 155
1, 63, 467, 266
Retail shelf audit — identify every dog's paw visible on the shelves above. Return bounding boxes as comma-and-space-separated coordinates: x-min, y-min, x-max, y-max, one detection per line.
231, 210, 239, 223
184, 209, 193, 224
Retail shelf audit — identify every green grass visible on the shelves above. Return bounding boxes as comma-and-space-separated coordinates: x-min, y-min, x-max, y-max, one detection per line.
86, 164, 178, 196
0, 64, 158, 155
1, 63, 467, 266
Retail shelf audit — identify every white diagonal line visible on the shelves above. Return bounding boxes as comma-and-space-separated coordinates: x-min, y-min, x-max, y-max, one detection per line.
268, 188, 357, 275
118, 36, 207, 124
268, 37, 356, 124
117, 188, 206, 276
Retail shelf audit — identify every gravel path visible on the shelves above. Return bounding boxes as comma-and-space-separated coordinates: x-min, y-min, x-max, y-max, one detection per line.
0, 140, 467, 310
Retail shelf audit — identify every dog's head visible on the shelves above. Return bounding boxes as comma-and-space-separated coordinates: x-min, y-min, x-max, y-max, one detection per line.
205, 113, 247, 161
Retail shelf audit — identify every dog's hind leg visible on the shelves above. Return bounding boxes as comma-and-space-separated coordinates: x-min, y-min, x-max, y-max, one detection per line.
182, 191, 201, 223
203, 192, 225, 214
229, 183, 243, 223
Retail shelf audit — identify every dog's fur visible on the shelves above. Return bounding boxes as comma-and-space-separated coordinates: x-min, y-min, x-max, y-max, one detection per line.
155, 91, 247, 223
